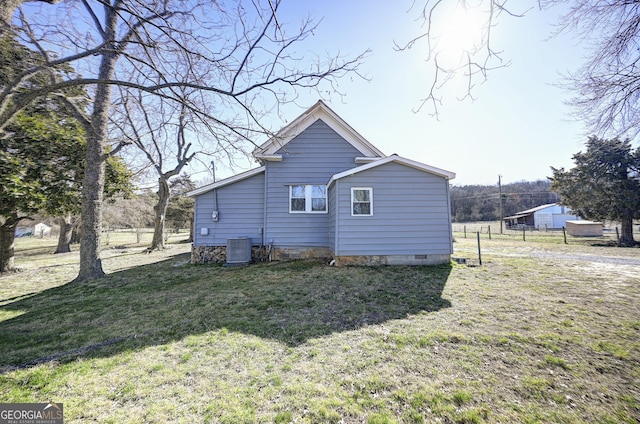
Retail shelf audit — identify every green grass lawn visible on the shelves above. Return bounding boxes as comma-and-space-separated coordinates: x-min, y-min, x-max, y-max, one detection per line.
1, 234, 639, 423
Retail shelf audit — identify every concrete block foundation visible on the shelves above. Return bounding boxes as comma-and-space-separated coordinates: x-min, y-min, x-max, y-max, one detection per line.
333, 254, 451, 266
270, 247, 333, 261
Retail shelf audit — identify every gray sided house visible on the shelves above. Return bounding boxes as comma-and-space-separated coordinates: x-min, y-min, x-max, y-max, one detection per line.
188, 101, 456, 265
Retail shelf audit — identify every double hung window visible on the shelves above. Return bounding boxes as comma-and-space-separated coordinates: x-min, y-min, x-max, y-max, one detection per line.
290, 185, 327, 213
351, 187, 373, 216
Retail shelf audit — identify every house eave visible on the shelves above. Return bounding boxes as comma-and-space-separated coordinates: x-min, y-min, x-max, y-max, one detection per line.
254, 154, 283, 162
327, 155, 455, 187
186, 166, 266, 197
354, 156, 380, 164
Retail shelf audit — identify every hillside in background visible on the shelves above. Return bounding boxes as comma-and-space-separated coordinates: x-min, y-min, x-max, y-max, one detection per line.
451, 180, 559, 222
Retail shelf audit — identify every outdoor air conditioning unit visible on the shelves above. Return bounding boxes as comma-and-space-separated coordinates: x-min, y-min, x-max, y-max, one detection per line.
226, 237, 251, 265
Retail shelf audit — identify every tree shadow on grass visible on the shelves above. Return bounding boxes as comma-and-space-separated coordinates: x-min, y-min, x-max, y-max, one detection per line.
0, 255, 451, 371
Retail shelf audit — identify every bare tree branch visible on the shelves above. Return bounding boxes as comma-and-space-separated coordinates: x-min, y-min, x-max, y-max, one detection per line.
546, 0, 640, 138
400, 0, 527, 118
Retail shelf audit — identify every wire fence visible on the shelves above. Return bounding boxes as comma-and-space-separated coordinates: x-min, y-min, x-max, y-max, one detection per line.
451, 221, 638, 244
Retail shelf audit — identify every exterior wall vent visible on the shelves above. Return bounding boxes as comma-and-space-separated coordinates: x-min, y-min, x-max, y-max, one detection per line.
226, 237, 251, 265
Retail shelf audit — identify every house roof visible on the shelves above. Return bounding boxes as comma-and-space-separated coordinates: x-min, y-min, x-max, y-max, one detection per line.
327, 154, 456, 187
253, 100, 385, 161
186, 166, 265, 197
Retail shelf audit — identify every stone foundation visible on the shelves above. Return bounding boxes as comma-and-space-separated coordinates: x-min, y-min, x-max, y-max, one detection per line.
191, 246, 226, 264
191, 245, 270, 264
192, 245, 450, 266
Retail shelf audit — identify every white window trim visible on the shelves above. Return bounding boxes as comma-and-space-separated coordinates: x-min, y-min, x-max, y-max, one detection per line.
289, 184, 328, 214
351, 187, 373, 216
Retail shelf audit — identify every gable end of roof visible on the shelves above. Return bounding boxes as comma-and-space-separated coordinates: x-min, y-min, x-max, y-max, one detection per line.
327, 155, 455, 187
253, 101, 385, 159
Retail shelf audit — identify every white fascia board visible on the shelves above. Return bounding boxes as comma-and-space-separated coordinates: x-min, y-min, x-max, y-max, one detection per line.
327, 155, 456, 187
252, 101, 385, 158
354, 156, 381, 164
390, 156, 456, 180
187, 166, 266, 197
254, 154, 283, 162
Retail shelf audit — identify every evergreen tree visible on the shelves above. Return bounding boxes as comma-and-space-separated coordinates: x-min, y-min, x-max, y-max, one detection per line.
551, 137, 640, 246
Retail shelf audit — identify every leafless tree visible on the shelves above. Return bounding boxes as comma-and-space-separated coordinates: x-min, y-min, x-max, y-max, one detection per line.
116, 88, 198, 251
1, 0, 365, 281
404, 0, 640, 138
551, 0, 640, 138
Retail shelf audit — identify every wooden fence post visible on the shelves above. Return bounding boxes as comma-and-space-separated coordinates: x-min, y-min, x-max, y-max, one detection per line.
488, 225, 491, 240
477, 231, 482, 265
563, 227, 567, 244
522, 226, 526, 242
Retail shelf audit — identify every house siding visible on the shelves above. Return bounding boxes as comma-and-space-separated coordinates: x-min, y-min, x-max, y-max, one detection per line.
264, 119, 367, 247
193, 171, 265, 247
333, 162, 453, 256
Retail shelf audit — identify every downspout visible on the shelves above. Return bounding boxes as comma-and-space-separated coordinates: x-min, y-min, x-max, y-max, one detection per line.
334, 179, 340, 258
445, 179, 453, 254
262, 164, 268, 248
211, 161, 218, 206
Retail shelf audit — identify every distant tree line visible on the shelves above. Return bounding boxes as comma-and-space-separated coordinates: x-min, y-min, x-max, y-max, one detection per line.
450, 180, 559, 222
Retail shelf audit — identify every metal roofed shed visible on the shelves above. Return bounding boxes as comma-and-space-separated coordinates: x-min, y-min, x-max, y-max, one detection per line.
503, 203, 581, 230
565, 220, 604, 237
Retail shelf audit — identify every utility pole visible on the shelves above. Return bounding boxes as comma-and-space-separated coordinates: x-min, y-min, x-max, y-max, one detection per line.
498, 174, 503, 234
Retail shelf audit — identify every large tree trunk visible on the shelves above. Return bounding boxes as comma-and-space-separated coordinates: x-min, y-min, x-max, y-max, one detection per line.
619, 215, 635, 246
77, 130, 107, 280
54, 214, 73, 254
0, 217, 19, 273
150, 177, 171, 250
76, 20, 118, 281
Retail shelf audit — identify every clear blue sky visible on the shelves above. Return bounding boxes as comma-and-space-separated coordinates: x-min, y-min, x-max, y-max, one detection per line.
184, 1, 588, 187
